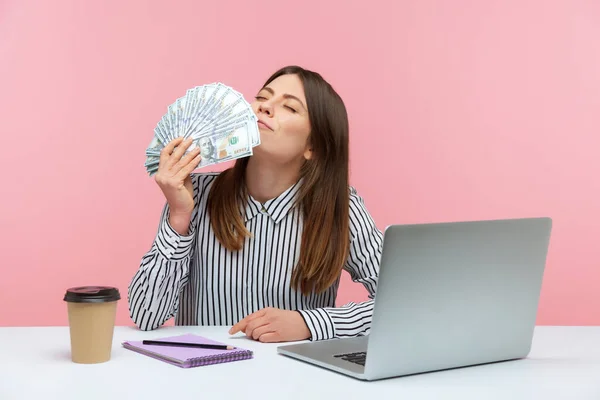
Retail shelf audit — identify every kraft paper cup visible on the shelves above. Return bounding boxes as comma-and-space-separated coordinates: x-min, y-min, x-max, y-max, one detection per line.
63, 286, 121, 364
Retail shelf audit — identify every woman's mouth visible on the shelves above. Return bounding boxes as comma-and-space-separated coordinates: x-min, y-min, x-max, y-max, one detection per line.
258, 120, 273, 131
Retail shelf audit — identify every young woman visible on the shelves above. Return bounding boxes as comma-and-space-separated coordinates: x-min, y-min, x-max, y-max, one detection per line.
128, 65, 383, 343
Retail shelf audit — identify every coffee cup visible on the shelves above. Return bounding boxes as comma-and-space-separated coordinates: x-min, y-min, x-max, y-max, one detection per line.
63, 286, 121, 364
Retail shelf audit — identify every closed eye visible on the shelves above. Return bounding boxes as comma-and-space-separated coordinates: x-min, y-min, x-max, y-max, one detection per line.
285, 105, 297, 113
255, 96, 267, 100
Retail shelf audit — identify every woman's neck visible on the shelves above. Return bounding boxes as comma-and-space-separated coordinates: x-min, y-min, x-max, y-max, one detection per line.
245, 157, 302, 203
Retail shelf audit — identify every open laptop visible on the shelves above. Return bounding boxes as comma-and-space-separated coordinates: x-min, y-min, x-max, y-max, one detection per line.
277, 217, 553, 381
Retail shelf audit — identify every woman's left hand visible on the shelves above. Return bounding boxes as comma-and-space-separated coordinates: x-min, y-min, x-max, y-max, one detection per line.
229, 307, 311, 343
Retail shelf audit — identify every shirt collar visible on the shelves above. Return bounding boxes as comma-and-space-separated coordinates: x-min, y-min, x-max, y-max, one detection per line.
244, 179, 303, 224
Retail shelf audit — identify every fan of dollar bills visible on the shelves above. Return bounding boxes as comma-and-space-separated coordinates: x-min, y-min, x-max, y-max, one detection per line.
144, 82, 260, 176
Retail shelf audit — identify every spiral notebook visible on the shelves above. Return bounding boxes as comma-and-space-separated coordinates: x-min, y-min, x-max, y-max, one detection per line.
122, 333, 253, 368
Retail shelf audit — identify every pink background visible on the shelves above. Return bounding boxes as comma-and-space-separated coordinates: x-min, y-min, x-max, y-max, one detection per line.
1, 0, 598, 327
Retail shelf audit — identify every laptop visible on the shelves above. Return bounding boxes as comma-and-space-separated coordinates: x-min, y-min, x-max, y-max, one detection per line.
277, 217, 553, 381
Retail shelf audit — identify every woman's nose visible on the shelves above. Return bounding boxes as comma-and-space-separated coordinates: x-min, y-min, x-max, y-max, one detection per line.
258, 102, 273, 116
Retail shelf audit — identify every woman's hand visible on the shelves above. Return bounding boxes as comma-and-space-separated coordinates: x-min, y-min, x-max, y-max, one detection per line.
154, 137, 201, 235
229, 307, 311, 343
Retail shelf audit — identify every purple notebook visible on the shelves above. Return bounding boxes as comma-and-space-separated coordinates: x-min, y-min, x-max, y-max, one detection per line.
122, 333, 253, 368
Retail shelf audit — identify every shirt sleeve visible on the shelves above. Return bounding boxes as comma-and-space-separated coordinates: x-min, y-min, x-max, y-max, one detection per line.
298, 186, 383, 341
127, 174, 204, 331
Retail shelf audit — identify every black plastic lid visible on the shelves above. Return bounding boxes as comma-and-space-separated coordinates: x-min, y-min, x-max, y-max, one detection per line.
63, 286, 121, 303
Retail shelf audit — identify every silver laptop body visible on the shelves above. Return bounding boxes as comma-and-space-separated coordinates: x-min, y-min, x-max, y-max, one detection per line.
277, 217, 553, 381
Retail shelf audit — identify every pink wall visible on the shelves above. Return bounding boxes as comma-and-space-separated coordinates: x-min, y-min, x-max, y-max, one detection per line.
1, 0, 598, 327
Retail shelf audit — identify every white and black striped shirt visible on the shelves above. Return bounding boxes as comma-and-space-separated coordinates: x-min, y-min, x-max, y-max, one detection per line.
127, 173, 383, 341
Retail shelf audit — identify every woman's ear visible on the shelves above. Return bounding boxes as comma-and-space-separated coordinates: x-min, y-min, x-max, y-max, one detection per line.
304, 137, 313, 160
303, 146, 313, 161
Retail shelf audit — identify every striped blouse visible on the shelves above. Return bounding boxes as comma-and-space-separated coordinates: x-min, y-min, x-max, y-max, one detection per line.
127, 173, 383, 341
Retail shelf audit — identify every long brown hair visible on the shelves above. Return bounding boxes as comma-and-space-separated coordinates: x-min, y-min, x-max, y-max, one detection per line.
207, 65, 350, 295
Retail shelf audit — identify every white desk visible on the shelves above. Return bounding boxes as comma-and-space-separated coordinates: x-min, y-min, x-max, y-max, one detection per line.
0, 326, 599, 399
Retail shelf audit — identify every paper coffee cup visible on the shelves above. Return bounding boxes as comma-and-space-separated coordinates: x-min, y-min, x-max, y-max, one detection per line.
63, 286, 121, 364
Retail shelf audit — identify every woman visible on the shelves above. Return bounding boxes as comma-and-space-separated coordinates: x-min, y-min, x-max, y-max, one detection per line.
128, 65, 383, 343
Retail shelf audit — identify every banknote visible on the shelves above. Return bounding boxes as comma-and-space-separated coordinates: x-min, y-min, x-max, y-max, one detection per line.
189, 126, 253, 169
144, 82, 260, 176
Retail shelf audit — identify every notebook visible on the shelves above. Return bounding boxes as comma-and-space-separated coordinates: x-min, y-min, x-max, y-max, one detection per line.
122, 333, 253, 368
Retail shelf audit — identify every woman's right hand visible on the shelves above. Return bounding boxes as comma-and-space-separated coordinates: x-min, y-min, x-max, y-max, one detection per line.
154, 137, 201, 233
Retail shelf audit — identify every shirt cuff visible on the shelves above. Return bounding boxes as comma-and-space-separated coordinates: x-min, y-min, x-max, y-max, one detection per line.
297, 308, 336, 341
154, 209, 195, 260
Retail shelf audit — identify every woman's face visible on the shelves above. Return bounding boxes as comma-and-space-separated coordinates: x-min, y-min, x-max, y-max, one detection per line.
250, 74, 312, 165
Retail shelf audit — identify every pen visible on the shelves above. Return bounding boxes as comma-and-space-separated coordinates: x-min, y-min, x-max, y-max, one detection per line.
142, 340, 235, 350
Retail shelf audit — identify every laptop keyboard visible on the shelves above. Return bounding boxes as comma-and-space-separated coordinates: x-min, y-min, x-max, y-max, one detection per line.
334, 351, 367, 366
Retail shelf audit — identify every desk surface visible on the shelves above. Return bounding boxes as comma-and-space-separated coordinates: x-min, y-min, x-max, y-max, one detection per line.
1, 326, 599, 399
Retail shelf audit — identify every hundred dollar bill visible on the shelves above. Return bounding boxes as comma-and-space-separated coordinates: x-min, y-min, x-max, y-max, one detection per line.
189, 125, 253, 168
180, 86, 202, 138
147, 164, 159, 177
225, 87, 260, 146
207, 90, 255, 125
184, 83, 222, 138
193, 115, 255, 138
180, 87, 197, 137
144, 155, 159, 167
145, 135, 164, 157
153, 124, 167, 146
199, 107, 253, 134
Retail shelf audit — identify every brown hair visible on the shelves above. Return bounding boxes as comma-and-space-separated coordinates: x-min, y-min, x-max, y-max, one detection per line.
206, 65, 350, 295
